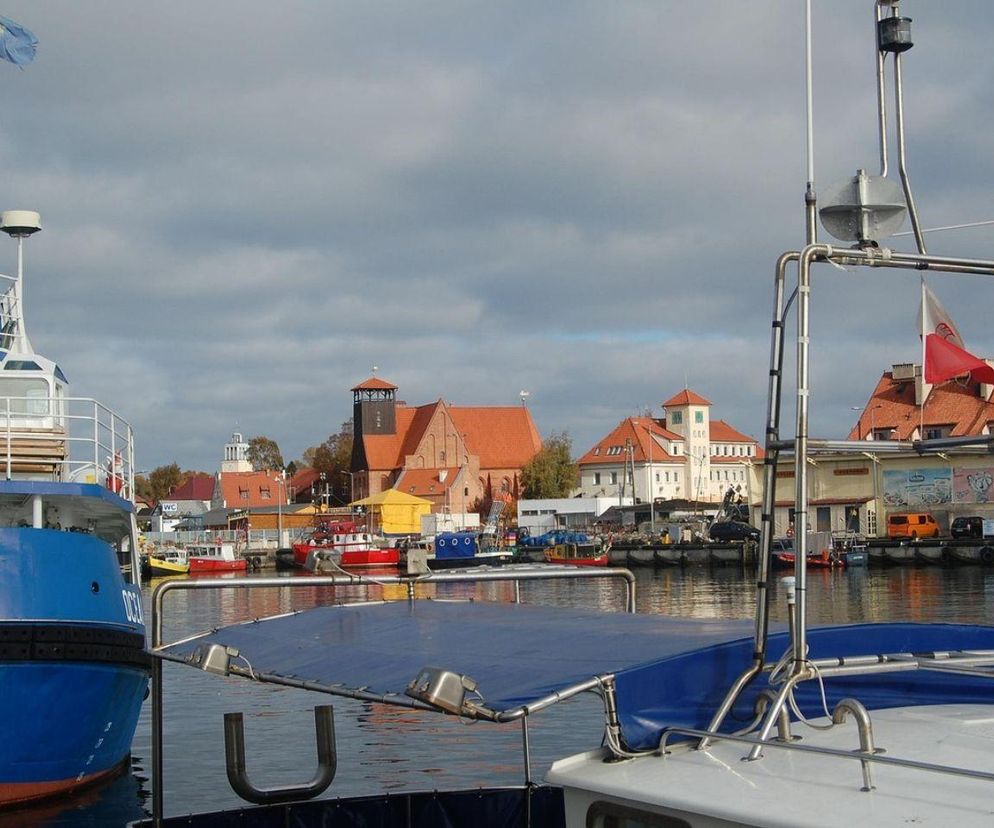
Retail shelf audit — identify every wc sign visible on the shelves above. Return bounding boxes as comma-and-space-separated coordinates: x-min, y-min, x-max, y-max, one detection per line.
161, 502, 178, 514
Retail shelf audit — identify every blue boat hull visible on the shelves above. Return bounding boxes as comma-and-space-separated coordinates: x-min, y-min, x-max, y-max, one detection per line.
0, 523, 149, 805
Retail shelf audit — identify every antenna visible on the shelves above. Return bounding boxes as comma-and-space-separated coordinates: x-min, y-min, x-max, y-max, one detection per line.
0, 210, 40, 355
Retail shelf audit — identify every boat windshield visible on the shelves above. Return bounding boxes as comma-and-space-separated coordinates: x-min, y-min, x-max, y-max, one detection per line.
0, 376, 51, 415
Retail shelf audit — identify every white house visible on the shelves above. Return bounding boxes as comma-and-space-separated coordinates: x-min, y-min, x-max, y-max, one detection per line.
576, 389, 762, 506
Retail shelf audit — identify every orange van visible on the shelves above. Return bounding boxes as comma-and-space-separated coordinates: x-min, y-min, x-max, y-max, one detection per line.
886, 512, 940, 540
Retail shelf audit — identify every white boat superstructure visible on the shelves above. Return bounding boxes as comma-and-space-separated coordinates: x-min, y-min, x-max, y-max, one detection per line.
550, 705, 994, 827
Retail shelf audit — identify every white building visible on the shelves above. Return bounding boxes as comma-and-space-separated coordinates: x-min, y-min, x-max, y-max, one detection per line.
575, 390, 762, 507
517, 497, 630, 535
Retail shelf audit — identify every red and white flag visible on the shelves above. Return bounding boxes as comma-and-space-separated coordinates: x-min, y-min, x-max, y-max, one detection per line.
919, 283, 994, 384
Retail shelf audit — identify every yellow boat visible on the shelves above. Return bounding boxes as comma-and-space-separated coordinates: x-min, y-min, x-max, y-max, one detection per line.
147, 548, 189, 576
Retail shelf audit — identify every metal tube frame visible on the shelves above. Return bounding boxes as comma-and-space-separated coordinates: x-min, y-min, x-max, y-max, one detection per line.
150, 567, 637, 825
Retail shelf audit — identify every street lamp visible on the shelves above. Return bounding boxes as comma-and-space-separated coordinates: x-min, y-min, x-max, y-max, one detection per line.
274, 470, 286, 548
852, 405, 880, 440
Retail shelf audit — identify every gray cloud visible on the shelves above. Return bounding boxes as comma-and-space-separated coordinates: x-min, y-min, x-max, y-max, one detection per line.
0, 1, 990, 471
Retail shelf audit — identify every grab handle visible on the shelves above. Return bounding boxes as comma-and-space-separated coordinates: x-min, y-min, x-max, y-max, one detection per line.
223, 705, 337, 804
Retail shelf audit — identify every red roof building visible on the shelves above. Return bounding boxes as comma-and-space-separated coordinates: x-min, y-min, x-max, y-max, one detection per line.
577, 390, 761, 506
212, 470, 289, 510
349, 376, 542, 513
848, 362, 994, 442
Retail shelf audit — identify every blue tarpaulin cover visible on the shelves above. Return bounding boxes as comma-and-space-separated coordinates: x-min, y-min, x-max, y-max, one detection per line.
160, 600, 994, 751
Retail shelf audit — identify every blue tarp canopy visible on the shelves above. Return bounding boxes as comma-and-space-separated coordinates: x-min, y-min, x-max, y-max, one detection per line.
159, 601, 994, 752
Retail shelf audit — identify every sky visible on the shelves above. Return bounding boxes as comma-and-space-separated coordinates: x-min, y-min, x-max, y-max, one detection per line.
0, 1, 993, 473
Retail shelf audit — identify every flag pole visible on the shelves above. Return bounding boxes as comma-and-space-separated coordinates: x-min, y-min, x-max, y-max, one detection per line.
920, 276, 926, 438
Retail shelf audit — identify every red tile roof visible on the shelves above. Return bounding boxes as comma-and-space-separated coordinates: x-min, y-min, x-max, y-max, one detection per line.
395, 467, 460, 498
662, 389, 712, 407
168, 473, 215, 501
289, 467, 320, 498
577, 417, 683, 466
449, 406, 542, 468
848, 371, 994, 441
351, 376, 398, 392
709, 419, 755, 443
361, 400, 542, 473
217, 471, 288, 509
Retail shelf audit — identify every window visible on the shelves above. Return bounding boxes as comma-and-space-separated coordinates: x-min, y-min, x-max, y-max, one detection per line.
670, 411, 683, 425
260, 487, 272, 499
594, 447, 600, 455
594, 473, 601, 485
610, 472, 618, 485
586, 799, 692, 827
694, 410, 703, 423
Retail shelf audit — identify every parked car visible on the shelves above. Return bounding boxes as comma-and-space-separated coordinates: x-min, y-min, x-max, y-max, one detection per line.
886, 512, 940, 540
709, 521, 761, 543
950, 515, 984, 539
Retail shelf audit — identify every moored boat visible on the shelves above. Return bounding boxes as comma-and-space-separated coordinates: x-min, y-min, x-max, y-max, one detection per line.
187, 542, 247, 573
545, 542, 608, 566
147, 547, 189, 576
292, 519, 400, 570
0, 210, 148, 806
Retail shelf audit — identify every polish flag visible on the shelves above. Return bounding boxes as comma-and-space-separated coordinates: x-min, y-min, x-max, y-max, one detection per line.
919, 284, 994, 385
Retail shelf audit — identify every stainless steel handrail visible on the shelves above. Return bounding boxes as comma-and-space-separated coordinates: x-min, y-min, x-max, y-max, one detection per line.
149, 566, 638, 825
661, 724, 994, 789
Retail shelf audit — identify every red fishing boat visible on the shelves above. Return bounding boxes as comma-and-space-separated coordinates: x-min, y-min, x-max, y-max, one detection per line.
186, 542, 248, 573
292, 520, 399, 570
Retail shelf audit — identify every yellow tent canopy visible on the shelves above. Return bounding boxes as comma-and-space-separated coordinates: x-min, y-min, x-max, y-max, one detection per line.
350, 488, 432, 535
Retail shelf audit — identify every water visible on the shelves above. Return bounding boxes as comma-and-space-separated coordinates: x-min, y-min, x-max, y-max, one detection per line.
16, 563, 994, 826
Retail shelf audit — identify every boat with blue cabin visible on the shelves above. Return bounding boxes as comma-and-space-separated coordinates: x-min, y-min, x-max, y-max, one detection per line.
0, 210, 148, 807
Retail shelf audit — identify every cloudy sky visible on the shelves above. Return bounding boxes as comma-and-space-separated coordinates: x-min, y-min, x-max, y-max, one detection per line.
0, 1, 992, 472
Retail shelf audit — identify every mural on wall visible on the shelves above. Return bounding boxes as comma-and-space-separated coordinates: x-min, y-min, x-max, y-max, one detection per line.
883, 468, 952, 508
953, 466, 994, 504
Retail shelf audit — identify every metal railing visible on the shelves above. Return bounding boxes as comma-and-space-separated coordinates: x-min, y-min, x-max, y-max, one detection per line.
148, 566, 638, 825
0, 394, 134, 498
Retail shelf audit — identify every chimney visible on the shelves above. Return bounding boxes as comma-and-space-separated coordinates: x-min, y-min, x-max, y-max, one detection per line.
981, 360, 994, 401
914, 364, 932, 407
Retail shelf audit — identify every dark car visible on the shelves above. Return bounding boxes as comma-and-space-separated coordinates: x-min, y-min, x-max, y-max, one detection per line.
709, 521, 761, 543
950, 515, 984, 539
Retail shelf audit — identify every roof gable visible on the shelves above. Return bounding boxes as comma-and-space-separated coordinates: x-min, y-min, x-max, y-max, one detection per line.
662, 389, 712, 408
168, 473, 215, 501
351, 376, 398, 392
578, 417, 683, 466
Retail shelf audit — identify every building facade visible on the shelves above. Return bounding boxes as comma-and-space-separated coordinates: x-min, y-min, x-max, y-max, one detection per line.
764, 362, 994, 538
576, 389, 762, 508
349, 376, 543, 513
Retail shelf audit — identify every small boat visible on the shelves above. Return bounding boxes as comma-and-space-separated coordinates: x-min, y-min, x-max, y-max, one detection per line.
147, 547, 189, 575
0, 210, 148, 807
774, 548, 844, 568
187, 542, 247, 573
545, 542, 608, 566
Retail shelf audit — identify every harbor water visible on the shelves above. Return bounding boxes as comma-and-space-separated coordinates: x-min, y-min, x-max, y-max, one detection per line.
15, 563, 994, 826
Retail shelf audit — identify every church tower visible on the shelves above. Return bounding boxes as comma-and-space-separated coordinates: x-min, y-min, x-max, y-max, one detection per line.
221, 431, 252, 473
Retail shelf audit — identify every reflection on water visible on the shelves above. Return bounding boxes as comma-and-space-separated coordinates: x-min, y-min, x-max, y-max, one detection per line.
27, 564, 994, 823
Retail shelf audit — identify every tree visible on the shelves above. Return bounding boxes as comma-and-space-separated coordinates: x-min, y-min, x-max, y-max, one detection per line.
136, 463, 184, 501
300, 419, 354, 503
520, 431, 577, 499
247, 436, 284, 471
